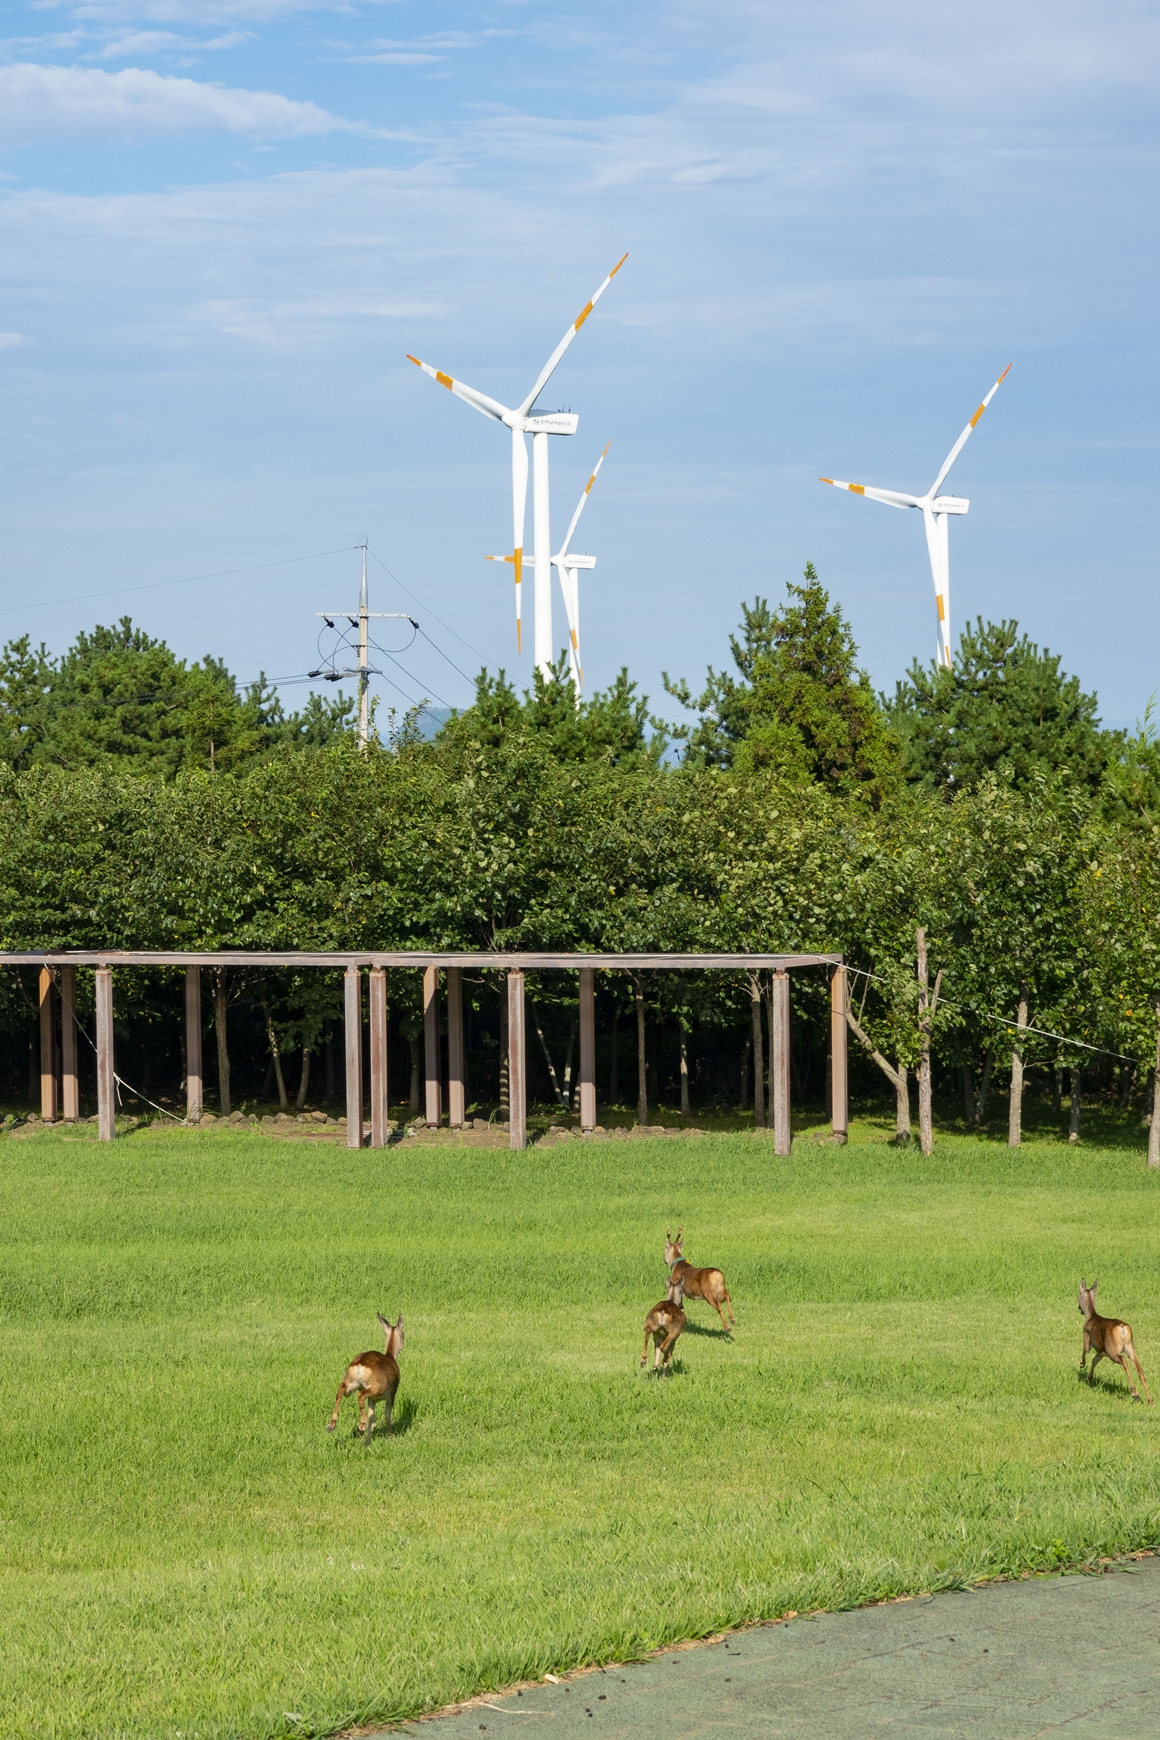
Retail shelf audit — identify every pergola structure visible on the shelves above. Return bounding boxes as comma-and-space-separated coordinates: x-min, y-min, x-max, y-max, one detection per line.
3, 951, 849, 1151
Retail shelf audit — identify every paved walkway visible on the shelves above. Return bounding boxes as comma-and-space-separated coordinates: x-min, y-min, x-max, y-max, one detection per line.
391, 1558, 1160, 1739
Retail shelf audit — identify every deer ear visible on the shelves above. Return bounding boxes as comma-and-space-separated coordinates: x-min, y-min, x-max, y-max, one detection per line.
377, 1311, 390, 1330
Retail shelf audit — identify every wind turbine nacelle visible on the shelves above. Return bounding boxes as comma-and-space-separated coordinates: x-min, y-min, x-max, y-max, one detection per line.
932, 494, 969, 516
523, 413, 579, 435
560, 553, 596, 569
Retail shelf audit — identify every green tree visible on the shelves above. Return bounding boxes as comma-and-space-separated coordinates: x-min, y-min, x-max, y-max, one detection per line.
887, 618, 1117, 794
437, 656, 665, 767
663, 566, 898, 798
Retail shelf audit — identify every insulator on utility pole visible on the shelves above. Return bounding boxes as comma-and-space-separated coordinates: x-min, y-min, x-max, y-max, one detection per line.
315, 543, 410, 750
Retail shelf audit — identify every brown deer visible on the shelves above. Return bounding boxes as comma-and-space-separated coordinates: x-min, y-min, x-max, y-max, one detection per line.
327, 1312, 404, 1442
665, 1229, 734, 1330
1078, 1280, 1153, 1405
641, 1274, 686, 1373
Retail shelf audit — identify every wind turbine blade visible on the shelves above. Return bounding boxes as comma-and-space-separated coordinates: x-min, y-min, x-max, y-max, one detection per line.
406, 355, 510, 423
517, 255, 628, 417
819, 478, 919, 511
560, 442, 610, 558
511, 427, 528, 601
484, 552, 523, 653
928, 364, 1012, 497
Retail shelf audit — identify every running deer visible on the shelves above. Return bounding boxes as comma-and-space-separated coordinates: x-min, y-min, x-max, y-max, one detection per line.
641, 1274, 686, 1373
327, 1312, 404, 1442
665, 1229, 735, 1330
1078, 1280, 1153, 1405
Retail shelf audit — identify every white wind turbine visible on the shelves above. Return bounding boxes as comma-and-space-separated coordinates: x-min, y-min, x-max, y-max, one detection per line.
407, 254, 627, 676
820, 365, 1011, 669
552, 441, 610, 692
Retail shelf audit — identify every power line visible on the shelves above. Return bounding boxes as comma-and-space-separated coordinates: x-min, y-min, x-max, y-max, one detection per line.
0, 545, 362, 618
365, 545, 497, 672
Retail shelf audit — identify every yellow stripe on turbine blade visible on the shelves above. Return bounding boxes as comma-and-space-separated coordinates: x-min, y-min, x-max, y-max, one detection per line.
609, 252, 629, 277
435, 370, 454, 390
406, 354, 422, 367
969, 402, 987, 428
514, 547, 523, 586
936, 595, 946, 620
570, 631, 579, 649
848, 484, 865, 495
819, 476, 834, 485
573, 299, 595, 331
998, 363, 1012, 384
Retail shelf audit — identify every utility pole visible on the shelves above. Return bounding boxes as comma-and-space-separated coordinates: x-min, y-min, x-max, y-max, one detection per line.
312, 543, 413, 751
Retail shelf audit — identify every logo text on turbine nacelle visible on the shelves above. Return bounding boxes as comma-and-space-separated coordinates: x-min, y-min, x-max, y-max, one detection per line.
523, 413, 579, 435
931, 495, 969, 516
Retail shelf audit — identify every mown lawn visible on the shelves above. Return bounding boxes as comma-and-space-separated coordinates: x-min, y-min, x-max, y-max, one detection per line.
2, 1125, 1159, 1740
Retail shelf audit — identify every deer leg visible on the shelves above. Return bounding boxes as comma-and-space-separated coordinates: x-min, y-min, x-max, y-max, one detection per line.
710, 1295, 729, 1332
363, 1400, 375, 1444
381, 1393, 395, 1435
641, 1327, 653, 1369
327, 1380, 348, 1433
1128, 1345, 1154, 1406
722, 1287, 735, 1327
1118, 1354, 1140, 1401
356, 1392, 368, 1437
659, 1327, 682, 1371
1088, 1349, 1105, 1384
654, 1330, 666, 1370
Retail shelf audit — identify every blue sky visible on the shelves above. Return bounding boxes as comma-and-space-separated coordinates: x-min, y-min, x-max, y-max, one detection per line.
0, 1, 1157, 731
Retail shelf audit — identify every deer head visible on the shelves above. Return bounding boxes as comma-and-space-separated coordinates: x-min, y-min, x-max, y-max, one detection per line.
666, 1275, 685, 1307
665, 1229, 684, 1265
378, 1312, 405, 1358
1078, 1280, 1099, 1317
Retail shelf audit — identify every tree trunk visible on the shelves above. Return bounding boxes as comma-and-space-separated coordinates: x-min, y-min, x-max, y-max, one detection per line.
1120, 1062, 1135, 1109
531, 998, 566, 1108
410, 1036, 421, 1113
679, 1023, 690, 1116
634, 977, 648, 1126
1052, 1067, 1063, 1117
1008, 992, 1028, 1147
296, 1046, 311, 1111
562, 1018, 576, 1111
214, 971, 231, 1117
1149, 1011, 1160, 1170
1068, 1066, 1082, 1145
915, 928, 941, 1158
608, 1006, 619, 1102
27, 1028, 37, 1109
262, 1001, 288, 1109
750, 977, 765, 1129
844, 1006, 910, 1142
961, 1060, 974, 1124
325, 1032, 335, 1103
975, 1049, 994, 1124
739, 1031, 751, 1110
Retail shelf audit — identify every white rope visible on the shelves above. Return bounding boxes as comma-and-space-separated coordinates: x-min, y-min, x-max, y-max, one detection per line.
844, 964, 1137, 1064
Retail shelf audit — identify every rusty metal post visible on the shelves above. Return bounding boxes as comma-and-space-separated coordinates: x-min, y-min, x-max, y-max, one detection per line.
508, 968, 526, 1151
95, 966, 115, 1141
38, 965, 58, 1122
579, 967, 596, 1131
60, 964, 79, 1122
369, 966, 388, 1149
423, 964, 442, 1126
447, 966, 465, 1128
185, 966, 202, 1124
772, 968, 791, 1157
344, 963, 363, 1148
830, 963, 848, 1144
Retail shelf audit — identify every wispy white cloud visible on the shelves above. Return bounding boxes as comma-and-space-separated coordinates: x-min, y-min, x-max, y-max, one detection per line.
95, 26, 252, 56
196, 292, 452, 348
0, 61, 348, 138
0, 332, 32, 349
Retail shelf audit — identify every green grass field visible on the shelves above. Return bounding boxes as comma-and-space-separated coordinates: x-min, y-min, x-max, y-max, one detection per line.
3, 1123, 1160, 1740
